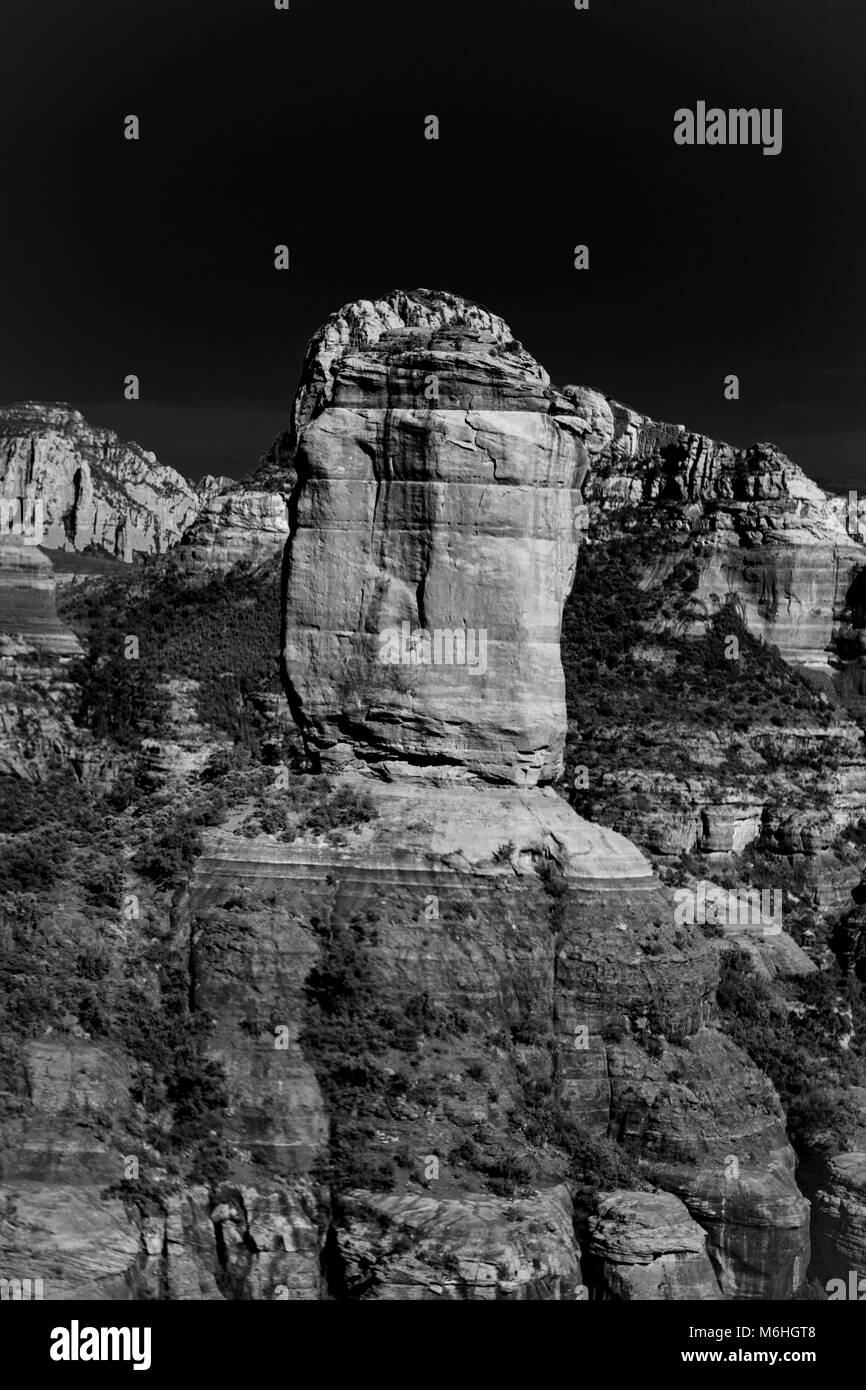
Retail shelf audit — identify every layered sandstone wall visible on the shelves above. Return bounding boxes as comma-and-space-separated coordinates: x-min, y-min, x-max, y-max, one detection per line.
281, 290, 591, 786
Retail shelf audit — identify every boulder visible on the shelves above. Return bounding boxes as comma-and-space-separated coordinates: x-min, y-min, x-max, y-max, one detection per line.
585, 1190, 721, 1299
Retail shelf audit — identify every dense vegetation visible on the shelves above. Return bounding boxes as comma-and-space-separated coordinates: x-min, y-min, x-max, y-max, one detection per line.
3, 516, 864, 1298
561, 517, 866, 1182
562, 526, 838, 806
716, 948, 864, 1152
61, 557, 283, 754
0, 765, 232, 1181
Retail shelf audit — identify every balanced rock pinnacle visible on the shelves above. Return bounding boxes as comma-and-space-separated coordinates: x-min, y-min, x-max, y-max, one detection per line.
282, 289, 591, 785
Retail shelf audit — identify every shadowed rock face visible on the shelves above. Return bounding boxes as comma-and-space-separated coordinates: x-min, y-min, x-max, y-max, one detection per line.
0, 539, 93, 781
812, 1153, 866, 1286
0, 538, 82, 656
282, 290, 590, 786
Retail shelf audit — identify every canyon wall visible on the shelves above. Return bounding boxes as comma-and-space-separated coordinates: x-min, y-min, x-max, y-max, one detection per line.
0, 402, 228, 558
573, 386, 866, 678
7, 290, 857, 1299
267, 290, 810, 1296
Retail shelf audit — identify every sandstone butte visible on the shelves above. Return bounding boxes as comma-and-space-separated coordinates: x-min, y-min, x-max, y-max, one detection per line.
5, 288, 866, 1299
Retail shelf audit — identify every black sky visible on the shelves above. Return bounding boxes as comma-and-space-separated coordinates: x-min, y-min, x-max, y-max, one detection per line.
2, 0, 864, 490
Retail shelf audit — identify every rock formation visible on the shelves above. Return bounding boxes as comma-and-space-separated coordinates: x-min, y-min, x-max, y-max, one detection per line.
584, 1191, 721, 1299
812, 1153, 866, 1285
0, 537, 82, 657
334, 1186, 582, 1299
174, 488, 291, 572
4, 289, 846, 1301
266, 289, 810, 1296
0, 402, 226, 558
281, 289, 589, 785
0, 538, 94, 780
574, 386, 866, 678
175, 425, 297, 571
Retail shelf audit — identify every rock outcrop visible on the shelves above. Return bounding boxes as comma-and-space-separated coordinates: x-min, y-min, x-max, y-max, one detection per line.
584, 1191, 721, 1299
0, 538, 98, 780
282, 289, 589, 786
0, 537, 82, 657
175, 489, 291, 572
812, 1153, 866, 1286
268, 289, 811, 1296
334, 1186, 582, 1299
572, 386, 866, 679
2, 288, 835, 1301
0, 1184, 142, 1300
0, 402, 223, 558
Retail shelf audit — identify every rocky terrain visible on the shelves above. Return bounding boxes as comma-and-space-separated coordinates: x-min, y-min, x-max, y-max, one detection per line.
2, 290, 866, 1300
575, 386, 866, 682
0, 402, 230, 559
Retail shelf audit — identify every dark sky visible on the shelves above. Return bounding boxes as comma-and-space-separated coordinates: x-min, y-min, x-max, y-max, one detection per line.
2, 0, 864, 491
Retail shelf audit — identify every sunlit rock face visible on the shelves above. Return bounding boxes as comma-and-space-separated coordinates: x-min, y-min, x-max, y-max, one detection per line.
0, 401, 217, 558
334, 1186, 582, 1299
584, 1191, 721, 1300
571, 385, 866, 676
281, 290, 591, 786
175, 489, 291, 572
0, 291, 822, 1300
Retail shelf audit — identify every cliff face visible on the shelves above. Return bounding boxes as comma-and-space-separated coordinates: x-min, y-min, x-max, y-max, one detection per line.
282, 289, 589, 785
9, 289, 863, 1302
572, 386, 866, 679
178, 815, 806, 1298
0, 402, 224, 559
812, 1153, 866, 1288
175, 490, 291, 572
260, 290, 810, 1296
0, 538, 82, 657
0, 538, 94, 781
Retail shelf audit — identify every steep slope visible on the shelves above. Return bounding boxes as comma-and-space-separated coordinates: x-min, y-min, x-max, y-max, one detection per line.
269, 292, 810, 1296
572, 385, 866, 682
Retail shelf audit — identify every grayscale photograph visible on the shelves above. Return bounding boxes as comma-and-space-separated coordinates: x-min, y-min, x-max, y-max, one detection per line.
0, 0, 863, 1369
